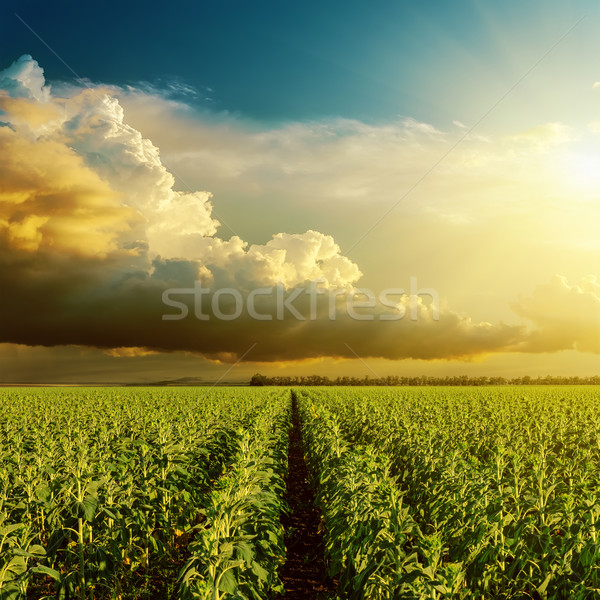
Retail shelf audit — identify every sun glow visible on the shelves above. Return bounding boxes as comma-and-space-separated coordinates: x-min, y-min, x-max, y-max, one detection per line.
562, 150, 600, 192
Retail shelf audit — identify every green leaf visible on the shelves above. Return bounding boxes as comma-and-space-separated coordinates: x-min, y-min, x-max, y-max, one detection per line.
218, 568, 238, 594
35, 485, 51, 505
537, 573, 552, 595
0, 524, 23, 537
236, 541, 254, 564
81, 494, 99, 521
12, 545, 46, 559
31, 565, 62, 581
0, 582, 20, 600
251, 561, 269, 581
0, 556, 27, 582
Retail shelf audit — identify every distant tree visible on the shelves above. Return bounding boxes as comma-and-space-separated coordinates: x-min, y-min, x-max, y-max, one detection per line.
249, 373, 269, 386
248, 372, 600, 386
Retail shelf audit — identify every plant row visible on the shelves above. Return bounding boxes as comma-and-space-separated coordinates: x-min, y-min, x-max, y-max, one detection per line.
296, 390, 464, 599
307, 386, 600, 599
179, 391, 290, 599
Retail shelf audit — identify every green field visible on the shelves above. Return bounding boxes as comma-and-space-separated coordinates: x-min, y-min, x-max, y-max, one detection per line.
1, 386, 600, 599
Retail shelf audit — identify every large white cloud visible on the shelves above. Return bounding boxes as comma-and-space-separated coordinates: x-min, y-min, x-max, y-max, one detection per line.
0, 55, 361, 290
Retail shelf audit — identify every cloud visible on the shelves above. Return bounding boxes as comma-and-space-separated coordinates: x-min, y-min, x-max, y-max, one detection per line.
0, 243, 524, 361
0, 56, 361, 285
508, 122, 573, 148
0, 122, 138, 256
116, 87, 592, 241
514, 275, 600, 354
0, 55, 594, 365
105, 347, 159, 357
0, 55, 49, 102
56, 87, 220, 257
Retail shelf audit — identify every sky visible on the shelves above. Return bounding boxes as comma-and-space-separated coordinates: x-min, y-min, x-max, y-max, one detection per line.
0, 0, 598, 382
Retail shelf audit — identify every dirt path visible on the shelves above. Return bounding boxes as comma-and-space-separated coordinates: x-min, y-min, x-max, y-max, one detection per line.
277, 394, 336, 599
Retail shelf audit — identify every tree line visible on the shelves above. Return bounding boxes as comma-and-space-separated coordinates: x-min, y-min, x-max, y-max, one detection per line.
249, 373, 600, 386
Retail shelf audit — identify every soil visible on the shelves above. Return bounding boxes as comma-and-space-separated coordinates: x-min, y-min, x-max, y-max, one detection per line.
276, 395, 337, 599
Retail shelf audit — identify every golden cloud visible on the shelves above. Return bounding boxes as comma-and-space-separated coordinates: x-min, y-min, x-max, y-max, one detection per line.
0, 126, 138, 257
